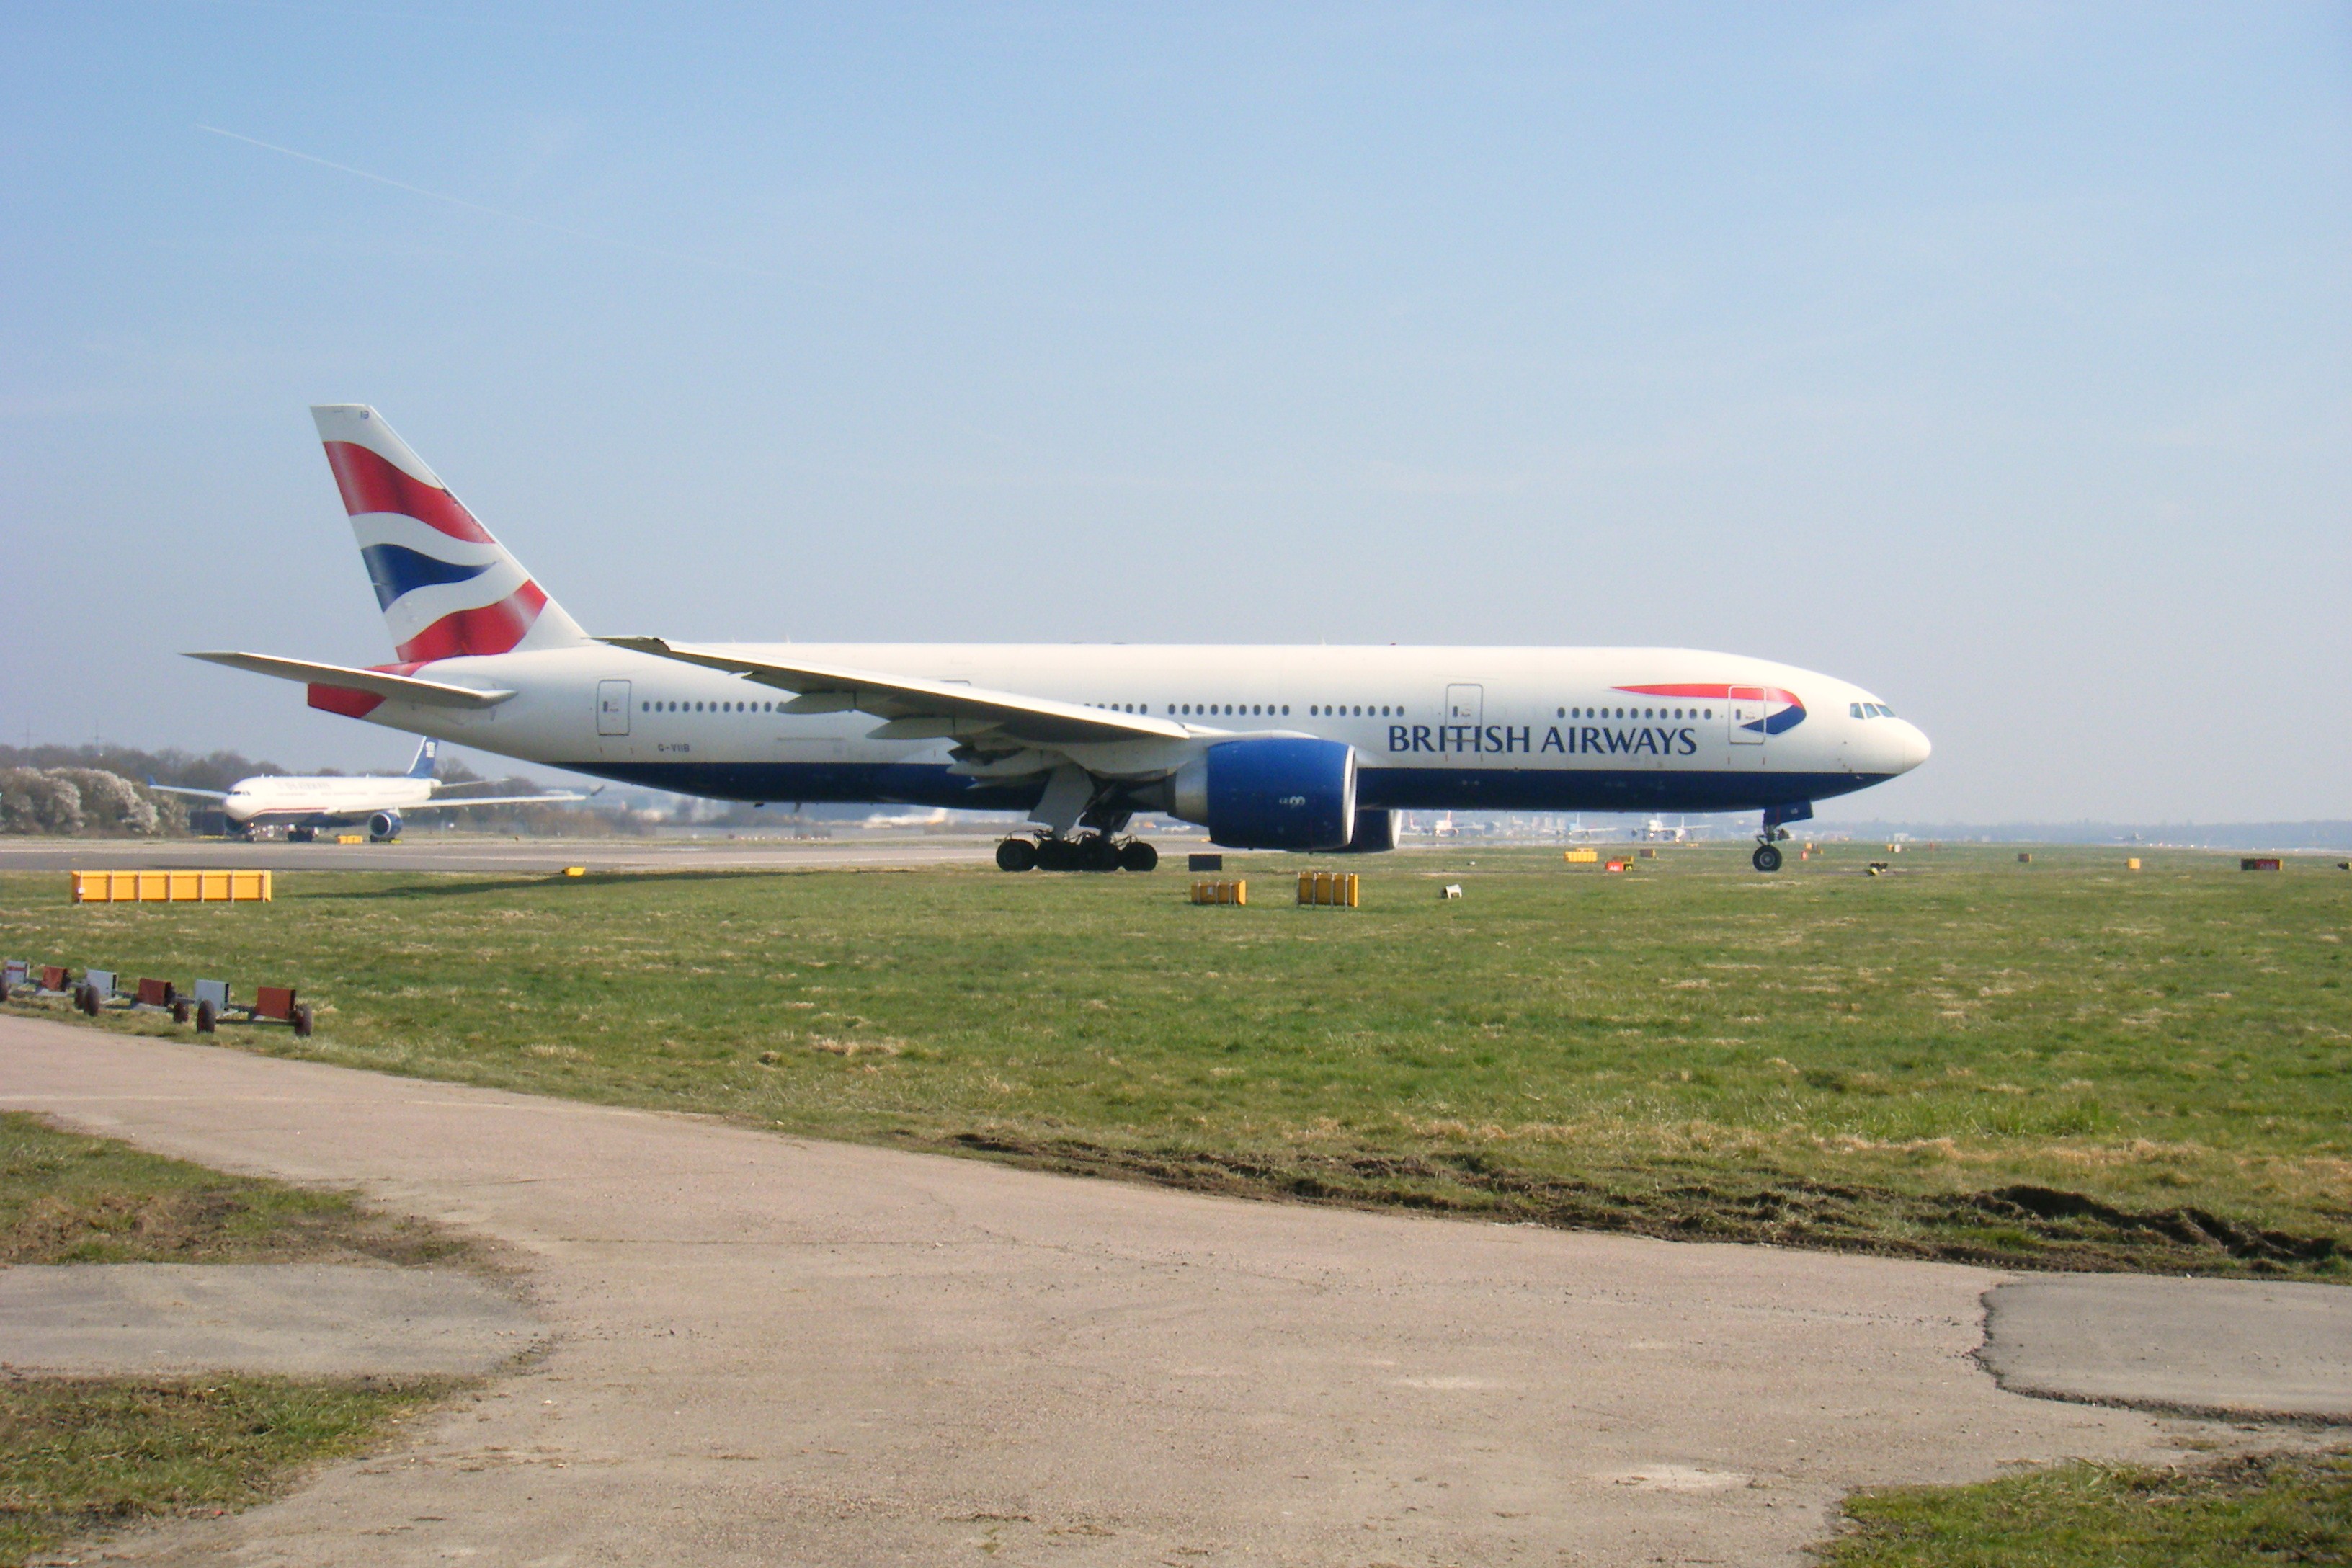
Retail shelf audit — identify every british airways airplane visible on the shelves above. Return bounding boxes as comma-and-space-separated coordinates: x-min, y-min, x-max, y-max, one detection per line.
191, 406, 1929, 873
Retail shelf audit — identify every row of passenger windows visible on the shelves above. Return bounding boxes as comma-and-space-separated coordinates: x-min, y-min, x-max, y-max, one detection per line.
1088, 703, 1403, 718
1850, 702, 1897, 719
1555, 705, 1714, 721
643, 698, 1722, 721
643, 700, 776, 713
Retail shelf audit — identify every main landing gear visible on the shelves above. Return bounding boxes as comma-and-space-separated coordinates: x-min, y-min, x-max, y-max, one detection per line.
996, 835, 1159, 873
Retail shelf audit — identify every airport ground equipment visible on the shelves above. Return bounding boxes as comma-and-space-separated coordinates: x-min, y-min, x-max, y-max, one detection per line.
1564, 848, 1598, 864
69, 870, 273, 904
1297, 871, 1360, 907
1188, 853, 1224, 872
1440, 883, 1463, 900
2242, 858, 2284, 872
1190, 879, 1248, 906
1, 961, 22, 997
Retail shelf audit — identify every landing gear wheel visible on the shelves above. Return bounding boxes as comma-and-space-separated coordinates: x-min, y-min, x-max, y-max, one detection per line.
1074, 834, 1118, 872
1035, 837, 1077, 872
1752, 842, 1783, 873
995, 837, 1038, 873
290, 827, 316, 843
1118, 839, 1159, 873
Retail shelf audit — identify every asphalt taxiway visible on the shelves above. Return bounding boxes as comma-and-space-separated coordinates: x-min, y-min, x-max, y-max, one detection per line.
0, 834, 1016, 875
7, 1014, 2331, 1568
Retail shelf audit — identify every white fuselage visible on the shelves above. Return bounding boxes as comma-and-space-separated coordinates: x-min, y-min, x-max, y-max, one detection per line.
220, 773, 435, 827
324, 642, 1930, 819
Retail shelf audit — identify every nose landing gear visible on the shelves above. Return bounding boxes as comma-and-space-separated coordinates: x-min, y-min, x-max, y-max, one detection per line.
1752, 801, 1812, 873
995, 834, 1159, 873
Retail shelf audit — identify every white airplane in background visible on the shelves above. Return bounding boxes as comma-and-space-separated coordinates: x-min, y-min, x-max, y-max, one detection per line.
152, 737, 582, 842
187, 406, 1929, 873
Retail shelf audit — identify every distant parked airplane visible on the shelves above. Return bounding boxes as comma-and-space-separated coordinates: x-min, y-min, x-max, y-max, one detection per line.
189, 406, 1929, 872
151, 737, 582, 841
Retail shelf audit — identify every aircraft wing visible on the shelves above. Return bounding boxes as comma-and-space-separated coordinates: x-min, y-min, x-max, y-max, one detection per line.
602, 637, 1190, 745
184, 652, 515, 710
407, 792, 586, 811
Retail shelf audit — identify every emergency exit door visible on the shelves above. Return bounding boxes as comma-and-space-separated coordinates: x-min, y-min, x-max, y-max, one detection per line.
597, 680, 632, 736
1726, 686, 1768, 745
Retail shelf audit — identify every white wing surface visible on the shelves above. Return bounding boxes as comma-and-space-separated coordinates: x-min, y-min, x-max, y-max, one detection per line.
602, 637, 1188, 746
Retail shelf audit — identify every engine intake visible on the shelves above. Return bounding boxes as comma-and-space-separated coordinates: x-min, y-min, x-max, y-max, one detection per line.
368, 810, 403, 842
1171, 738, 1356, 851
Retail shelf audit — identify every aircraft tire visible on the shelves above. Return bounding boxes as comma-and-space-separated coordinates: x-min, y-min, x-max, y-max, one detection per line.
1118, 839, 1159, 873
1752, 843, 1783, 873
196, 1000, 217, 1034
995, 837, 1038, 873
1035, 837, 1075, 872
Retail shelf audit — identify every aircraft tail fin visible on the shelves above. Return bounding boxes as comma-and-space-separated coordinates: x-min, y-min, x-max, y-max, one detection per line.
311, 405, 589, 663
406, 736, 440, 779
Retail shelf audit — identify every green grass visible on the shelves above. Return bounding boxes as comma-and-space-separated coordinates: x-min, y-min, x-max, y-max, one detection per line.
0, 1115, 470, 1565
0, 1376, 445, 1567
0, 1112, 471, 1267
6, 842, 2350, 1273
1817, 1451, 2352, 1567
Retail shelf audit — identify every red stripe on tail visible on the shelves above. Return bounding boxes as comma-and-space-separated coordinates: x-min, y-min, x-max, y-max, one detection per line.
308, 685, 386, 718
322, 441, 495, 543
393, 581, 548, 662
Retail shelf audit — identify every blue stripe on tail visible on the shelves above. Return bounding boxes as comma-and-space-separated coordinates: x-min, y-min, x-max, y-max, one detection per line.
360, 543, 493, 610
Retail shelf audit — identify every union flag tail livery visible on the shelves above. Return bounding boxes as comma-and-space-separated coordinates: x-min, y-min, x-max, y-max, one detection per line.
313, 405, 587, 663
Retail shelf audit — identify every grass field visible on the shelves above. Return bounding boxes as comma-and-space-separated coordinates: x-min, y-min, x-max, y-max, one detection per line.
1818, 1451, 2352, 1567
4, 842, 2348, 1274
0, 1114, 460, 1567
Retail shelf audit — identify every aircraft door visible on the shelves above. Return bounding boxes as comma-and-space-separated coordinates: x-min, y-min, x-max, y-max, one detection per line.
597, 680, 632, 737
1727, 686, 1767, 746
1445, 684, 1484, 727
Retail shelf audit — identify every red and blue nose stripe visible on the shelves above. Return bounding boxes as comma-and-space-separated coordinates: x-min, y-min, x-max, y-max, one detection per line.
1614, 682, 1807, 735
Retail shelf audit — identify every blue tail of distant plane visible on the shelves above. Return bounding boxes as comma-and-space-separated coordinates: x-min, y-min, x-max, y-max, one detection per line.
407, 737, 439, 779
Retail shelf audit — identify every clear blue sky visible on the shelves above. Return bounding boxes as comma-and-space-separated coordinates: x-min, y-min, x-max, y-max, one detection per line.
3, 3, 2346, 821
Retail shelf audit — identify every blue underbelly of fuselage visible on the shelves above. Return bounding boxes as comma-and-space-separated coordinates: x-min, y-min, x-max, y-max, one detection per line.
556, 761, 1886, 816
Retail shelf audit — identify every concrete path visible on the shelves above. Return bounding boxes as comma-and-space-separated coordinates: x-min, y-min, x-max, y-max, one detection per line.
0, 1015, 2209, 1567
1982, 1274, 2352, 1422
0, 1264, 540, 1378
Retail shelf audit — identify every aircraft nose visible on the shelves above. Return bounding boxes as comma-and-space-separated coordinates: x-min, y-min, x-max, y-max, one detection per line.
1891, 720, 1931, 773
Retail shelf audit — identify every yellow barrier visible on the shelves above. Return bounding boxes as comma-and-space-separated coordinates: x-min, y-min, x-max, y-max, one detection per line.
70, 870, 272, 904
2126, 858, 2142, 870
335, 834, 367, 845
1296, 870, 1360, 907
1190, 878, 1247, 906
1564, 848, 1599, 863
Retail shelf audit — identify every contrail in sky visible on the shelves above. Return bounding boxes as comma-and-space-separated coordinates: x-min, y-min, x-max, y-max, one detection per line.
195, 123, 775, 280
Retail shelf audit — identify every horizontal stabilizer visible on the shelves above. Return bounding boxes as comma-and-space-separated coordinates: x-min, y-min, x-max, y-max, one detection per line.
185, 651, 514, 709
601, 637, 1190, 747
146, 781, 231, 801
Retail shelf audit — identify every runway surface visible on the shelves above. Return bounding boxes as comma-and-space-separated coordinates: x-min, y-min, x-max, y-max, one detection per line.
0, 834, 1018, 875
0, 1015, 2229, 1567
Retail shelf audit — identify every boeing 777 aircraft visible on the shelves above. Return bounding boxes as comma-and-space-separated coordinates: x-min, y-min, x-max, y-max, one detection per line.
190, 406, 1929, 872
151, 737, 582, 841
